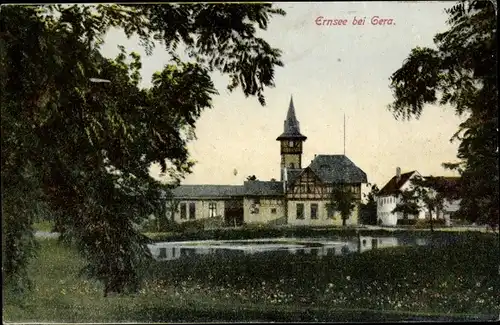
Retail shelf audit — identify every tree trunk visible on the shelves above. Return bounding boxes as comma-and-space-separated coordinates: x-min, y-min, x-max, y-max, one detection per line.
429, 210, 434, 232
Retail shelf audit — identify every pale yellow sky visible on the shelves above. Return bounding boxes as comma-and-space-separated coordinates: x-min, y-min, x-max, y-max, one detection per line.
100, 2, 463, 188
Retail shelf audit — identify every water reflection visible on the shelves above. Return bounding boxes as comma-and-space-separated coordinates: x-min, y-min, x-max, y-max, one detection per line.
148, 236, 428, 262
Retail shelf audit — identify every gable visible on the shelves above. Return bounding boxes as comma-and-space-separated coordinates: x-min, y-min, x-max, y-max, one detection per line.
291, 167, 323, 186
378, 171, 420, 196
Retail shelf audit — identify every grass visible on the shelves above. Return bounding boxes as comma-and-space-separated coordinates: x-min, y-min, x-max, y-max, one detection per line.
3, 232, 499, 322
32, 219, 55, 232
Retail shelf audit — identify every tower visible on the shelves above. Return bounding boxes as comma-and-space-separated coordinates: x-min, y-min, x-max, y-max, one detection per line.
276, 96, 307, 180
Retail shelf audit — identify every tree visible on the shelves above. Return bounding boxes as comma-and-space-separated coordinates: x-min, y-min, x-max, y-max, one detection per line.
387, 0, 498, 228
360, 183, 379, 225
246, 175, 258, 181
1, 4, 285, 295
327, 183, 357, 227
392, 188, 420, 223
410, 176, 447, 232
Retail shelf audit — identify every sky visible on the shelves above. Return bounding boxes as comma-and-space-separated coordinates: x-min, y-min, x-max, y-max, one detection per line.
100, 1, 464, 189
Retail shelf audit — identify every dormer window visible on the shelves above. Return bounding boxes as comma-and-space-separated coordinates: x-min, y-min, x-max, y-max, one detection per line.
289, 140, 294, 147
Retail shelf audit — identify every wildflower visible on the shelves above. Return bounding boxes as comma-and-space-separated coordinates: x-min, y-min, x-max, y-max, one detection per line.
346, 276, 351, 281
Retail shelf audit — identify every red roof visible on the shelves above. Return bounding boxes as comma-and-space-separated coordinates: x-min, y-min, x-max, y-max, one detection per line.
378, 171, 416, 196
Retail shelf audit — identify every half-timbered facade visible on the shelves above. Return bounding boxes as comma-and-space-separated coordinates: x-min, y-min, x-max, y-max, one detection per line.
166, 96, 368, 227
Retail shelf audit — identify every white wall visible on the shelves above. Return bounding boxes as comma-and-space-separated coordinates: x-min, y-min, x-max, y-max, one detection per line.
377, 195, 399, 226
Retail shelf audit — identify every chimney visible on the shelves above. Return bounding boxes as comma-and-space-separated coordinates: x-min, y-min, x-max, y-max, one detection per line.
396, 167, 401, 182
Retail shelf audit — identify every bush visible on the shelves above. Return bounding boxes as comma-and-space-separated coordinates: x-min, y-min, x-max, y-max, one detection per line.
449, 218, 471, 226
414, 218, 446, 229
141, 218, 183, 233
359, 206, 377, 225
397, 219, 417, 226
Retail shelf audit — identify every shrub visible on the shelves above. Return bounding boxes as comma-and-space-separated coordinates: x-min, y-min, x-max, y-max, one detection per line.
414, 218, 446, 229
397, 219, 417, 226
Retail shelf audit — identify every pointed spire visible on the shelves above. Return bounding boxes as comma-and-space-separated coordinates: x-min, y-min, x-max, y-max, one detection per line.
276, 95, 307, 141
285, 95, 298, 129
284, 95, 300, 133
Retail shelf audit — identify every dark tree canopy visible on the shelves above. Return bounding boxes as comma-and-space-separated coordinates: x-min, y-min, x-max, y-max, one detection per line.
246, 175, 258, 181
391, 189, 420, 221
388, 0, 498, 227
327, 183, 357, 227
1, 4, 285, 294
360, 184, 379, 225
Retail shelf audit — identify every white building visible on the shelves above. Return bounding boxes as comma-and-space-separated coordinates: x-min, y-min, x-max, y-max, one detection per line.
376, 168, 425, 226
376, 167, 461, 226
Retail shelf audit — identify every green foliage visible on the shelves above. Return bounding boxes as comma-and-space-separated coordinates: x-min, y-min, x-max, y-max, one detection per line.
1, 4, 285, 295
414, 218, 447, 229
392, 189, 420, 220
360, 183, 379, 225
388, 0, 498, 227
410, 176, 448, 231
396, 219, 417, 226
327, 183, 357, 226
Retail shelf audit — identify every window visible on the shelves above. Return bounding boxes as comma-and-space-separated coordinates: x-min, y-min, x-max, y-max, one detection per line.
311, 203, 318, 219
209, 202, 217, 217
290, 163, 295, 169
296, 203, 305, 219
271, 208, 277, 214
289, 140, 294, 147
189, 202, 196, 219
180, 203, 187, 220
307, 185, 312, 193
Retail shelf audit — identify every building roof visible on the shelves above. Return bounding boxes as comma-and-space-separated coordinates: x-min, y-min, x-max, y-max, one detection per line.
243, 181, 284, 196
276, 96, 307, 141
378, 171, 417, 196
307, 154, 368, 184
171, 185, 245, 199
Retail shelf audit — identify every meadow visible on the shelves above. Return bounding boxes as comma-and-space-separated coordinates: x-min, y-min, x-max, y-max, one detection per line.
3, 232, 499, 322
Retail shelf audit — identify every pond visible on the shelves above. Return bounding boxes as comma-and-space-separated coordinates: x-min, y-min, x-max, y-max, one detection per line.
148, 236, 429, 261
